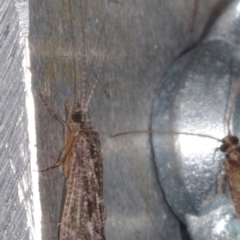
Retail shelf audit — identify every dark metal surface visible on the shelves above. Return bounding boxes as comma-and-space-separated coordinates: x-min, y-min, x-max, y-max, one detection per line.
152, 0, 240, 239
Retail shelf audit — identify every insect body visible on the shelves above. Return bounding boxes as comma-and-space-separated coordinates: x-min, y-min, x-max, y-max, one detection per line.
59, 102, 104, 240
38, 0, 122, 238
40, 96, 105, 240
221, 134, 240, 219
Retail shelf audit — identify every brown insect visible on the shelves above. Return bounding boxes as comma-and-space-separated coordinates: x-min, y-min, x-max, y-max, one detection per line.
40, 95, 105, 240
219, 78, 240, 218
113, 78, 240, 219
39, 0, 122, 239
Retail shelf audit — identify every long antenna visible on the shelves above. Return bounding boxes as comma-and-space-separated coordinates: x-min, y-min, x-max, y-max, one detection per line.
68, 0, 78, 107
112, 130, 222, 142
79, 0, 87, 109
84, 0, 123, 111
226, 77, 240, 135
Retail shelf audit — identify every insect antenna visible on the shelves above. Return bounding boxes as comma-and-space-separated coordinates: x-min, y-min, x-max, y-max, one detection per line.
112, 130, 221, 142
78, 0, 87, 109
84, 0, 123, 111
226, 77, 240, 136
67, 0, 87, 109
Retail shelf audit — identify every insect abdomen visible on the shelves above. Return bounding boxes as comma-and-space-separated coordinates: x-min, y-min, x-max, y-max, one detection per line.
224, 146, 240, 218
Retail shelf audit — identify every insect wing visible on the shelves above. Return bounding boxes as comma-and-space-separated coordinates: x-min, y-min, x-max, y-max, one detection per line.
60, 131, 105, 240
225, 156, 240, 218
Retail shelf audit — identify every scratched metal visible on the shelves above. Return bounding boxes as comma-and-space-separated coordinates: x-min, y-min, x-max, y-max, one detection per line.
29, 0, 231, 240
0, 1, 32, 240
152, 0, 240, 239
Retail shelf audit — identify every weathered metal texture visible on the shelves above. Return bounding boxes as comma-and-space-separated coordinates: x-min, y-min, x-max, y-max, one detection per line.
0, 0, 220, 239
0, 0, 32, 240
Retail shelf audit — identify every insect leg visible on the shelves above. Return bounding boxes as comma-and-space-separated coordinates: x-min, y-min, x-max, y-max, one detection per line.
39, 94, 67, 126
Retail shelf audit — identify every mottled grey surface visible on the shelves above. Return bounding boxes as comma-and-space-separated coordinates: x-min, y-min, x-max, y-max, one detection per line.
0, 0, 31, 240
152, 0, 240, 239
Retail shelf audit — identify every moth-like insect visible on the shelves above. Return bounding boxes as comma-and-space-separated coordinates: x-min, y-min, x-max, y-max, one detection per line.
40, 95, 105, 240
219, 79, 240, 218
39, 0, 122, 239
